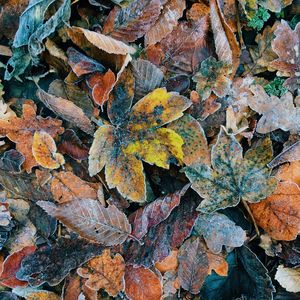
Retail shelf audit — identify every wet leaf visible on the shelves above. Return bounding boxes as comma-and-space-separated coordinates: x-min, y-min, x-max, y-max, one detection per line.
77, 249, 125, 296
38, 200, 131, 246
249, 181, 300, 241
184, 127, 277, 213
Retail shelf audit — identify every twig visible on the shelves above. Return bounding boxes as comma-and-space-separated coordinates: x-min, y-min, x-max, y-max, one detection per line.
242, 199, 260, 236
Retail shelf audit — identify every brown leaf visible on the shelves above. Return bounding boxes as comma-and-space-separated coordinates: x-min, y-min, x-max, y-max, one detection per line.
276, 161, 300, 186
155, 250, 178, 274
124, 266, 162, 300
210, 0, 240, 76
77, 249, 125, 296
178, 237, 209, 294
50, 171, 98, 203
0, 0, 29, 39
129, 186, 188, 240
147, 15, 210, 75
37, 88, 94, 135
25, 291, 60, 300
0, 100, 64, 172
250, 181, 300, 241
38, 200, 131, 246
0, 246, 36, 288
32, 131, 65, 170
207, 251, 228, 276
145, 0, 186, 46
103, 0, 162, 43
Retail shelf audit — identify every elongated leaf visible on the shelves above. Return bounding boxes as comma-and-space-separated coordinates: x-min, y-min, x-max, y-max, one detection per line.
38, 200, 131, 246
178, 238, 209, 294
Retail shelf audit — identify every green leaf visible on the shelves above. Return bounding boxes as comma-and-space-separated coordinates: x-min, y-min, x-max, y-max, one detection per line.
264, 77, 287, 97
183, 127, 277, 213
247, 7, 270, 31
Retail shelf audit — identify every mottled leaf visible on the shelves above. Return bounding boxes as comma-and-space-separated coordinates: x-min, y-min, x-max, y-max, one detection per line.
77, 249, 125, 296
184, 127, 277, 213
16, 238, 103, 286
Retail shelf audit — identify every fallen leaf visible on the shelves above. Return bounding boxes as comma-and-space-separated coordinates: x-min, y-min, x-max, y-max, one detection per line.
178, 237, 209, 294
37, 88, 94, 135
249, 181, 300, 241
16, 238, 103, 286
0, 150, 24, 173
144, 0, 186, 46
248, 85, 300, 133
89, 88, 191, 202
103, 0, 162, 42
77, 249, 125, 296
129, 186, 188, 240
32, 131, 65, 169
184, 127, 277, 213
194, 213, 247, 254
38, 200, 132, 246
0, 246, 36, 288
25, 291, 60, 300
0, 100, 64, 172
155, 250, 178, 273
50, 171, 98, 203
124, 266, 162, 300
276, 161, 300, 186
275, 265, 300, 293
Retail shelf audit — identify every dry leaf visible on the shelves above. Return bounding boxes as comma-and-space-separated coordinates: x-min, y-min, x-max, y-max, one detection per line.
77, 249, 125, 296
275, 265, 300, 293
155, 250, 178, 274
178, 237, 209, 294
250, 181, 300, 241
124, 266, 162, 300
276, 161, 300, 186
50, 171, 98, 203
0, 100, 64, 172
32, 131, 65, 169
38, 200, 131, 246
144, 0, 186, 46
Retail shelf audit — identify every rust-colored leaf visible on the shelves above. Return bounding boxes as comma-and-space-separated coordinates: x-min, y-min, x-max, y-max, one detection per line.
124, 266, 162, 300
250, 181, 300, 241
77, 249, 125, 296
0, 100, 64, 172
32, 131, 65, 170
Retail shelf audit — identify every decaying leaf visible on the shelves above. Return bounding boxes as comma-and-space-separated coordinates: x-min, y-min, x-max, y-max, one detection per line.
250, 181, 300, 241
194, 213, 247, 254
77, 249, 125, 296
124, 266, 162, 300
155, 250, 178, 274
16, 238, 103, 286
144, 0, 186, 46
38, 200, 131, 246
103, 0, 162, 42
32, 131, 64, 169
50, 171, 98, 203
184, 127, 277, 213
276, 161, 300, 186
178, 237, 209, 294
89, 88, 191, 202
0, 101, 64, 172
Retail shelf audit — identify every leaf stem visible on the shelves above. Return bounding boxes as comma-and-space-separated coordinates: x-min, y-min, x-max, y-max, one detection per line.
242, 199, 260, 237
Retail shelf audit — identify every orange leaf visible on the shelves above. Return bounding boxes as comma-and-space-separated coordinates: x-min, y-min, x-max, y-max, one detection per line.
77, 249, 125, 296
250, 181, 300, 241
125, 266, 162, 300
32, 131, 65, 170
0, 100, 64, 172
155, 250, 178, 273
